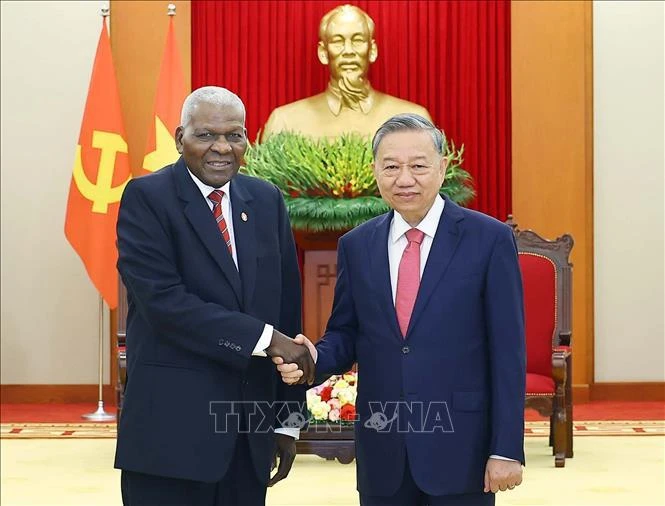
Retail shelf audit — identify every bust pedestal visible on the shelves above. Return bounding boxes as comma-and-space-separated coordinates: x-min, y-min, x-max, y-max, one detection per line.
294, 229, 356, 463
294, 229, 346, 343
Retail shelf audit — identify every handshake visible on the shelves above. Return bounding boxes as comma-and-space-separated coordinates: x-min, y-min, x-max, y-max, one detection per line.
265, 330, 317, 385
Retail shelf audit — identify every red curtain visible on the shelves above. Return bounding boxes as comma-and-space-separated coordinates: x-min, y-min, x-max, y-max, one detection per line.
192, 0, 511, 218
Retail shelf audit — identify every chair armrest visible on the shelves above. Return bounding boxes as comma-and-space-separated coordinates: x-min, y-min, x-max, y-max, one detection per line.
552, 350, 568, 386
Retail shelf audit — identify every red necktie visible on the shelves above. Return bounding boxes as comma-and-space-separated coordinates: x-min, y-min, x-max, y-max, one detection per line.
208, 190, 233, 256
395, 228, 425, 338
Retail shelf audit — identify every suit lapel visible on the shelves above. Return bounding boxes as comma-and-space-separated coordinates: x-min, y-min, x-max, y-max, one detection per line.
407, 199, 464, 335
368, 211, 403, 342
229, 179, 257, 310
174, 158, 243, 306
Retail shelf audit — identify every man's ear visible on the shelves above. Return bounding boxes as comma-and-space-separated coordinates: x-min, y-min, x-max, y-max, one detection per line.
440, 155, 449, 181
175, 126, 184, 154
369, 40, 378, 63
317, 42, 329, 65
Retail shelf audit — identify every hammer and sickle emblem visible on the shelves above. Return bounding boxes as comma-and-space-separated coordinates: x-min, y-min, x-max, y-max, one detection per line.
73, 130, 131, 214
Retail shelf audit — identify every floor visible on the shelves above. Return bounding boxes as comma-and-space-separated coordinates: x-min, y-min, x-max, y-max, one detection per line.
1, 436, 664, 505
2, 401, 664, 505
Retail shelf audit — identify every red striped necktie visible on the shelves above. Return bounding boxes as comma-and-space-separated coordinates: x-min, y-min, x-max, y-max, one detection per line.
208, 190, 233, 256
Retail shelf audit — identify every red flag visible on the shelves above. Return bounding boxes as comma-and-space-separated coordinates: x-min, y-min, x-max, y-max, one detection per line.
64, 19, 131, 309
142, 16, 188, 174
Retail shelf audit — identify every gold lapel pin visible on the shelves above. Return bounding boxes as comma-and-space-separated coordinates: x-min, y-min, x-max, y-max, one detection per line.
241, 212, 248, 222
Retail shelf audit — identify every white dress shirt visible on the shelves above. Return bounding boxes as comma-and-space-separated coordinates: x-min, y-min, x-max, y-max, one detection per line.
387, 195, 513, 462
187, 169, 298, 439
387, 195, 445, 302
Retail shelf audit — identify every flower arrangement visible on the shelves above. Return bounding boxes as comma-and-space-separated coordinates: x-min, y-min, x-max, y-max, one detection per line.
242, 132, 475, 232
306, 372, 357, 424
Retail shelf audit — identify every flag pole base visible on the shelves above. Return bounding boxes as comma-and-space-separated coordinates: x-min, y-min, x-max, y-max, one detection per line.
82, 401, 116, 422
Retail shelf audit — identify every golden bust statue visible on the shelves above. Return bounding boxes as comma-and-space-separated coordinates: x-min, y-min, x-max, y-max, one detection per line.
261, 4, 433, 140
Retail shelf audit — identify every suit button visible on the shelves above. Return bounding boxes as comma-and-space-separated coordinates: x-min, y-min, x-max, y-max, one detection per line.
402, 346, 410, 354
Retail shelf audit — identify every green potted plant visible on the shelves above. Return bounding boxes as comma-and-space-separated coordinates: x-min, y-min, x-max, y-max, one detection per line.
242, 132, 474, 232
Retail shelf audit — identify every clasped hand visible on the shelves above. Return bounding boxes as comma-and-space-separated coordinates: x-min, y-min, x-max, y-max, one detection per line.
265, 331, 316, 385
266, 333, 316, 385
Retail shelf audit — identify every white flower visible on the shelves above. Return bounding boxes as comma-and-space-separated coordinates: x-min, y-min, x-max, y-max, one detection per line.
337, 387, 357, 406
310, 401, 331, 421
332, 380, 352, 399
306, 394, 321, 411
333, 379, 349, 390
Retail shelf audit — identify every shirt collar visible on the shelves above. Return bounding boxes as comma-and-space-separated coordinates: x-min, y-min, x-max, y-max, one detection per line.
187, 167, 231, 203
325, 83, 374, 116
391, 194, 445, 244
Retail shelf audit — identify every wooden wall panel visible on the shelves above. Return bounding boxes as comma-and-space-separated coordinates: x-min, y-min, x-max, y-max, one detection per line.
590, 383, 665, 402
303, 251, 338, 343
1, 385, 115, 404
511, 1, 594, 402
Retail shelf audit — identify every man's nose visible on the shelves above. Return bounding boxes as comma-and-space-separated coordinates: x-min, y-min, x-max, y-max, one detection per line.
211, 137, 232, 153
395, 167, 416, 186
342, 38, 355, 55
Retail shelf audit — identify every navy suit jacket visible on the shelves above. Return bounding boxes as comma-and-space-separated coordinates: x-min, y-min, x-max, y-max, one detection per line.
114, 158, 304, 483
315, 199, 526, 497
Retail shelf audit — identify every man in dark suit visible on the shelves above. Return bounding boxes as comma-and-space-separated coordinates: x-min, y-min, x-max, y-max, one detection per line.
276, 114, 526, 505
115, 86, 314, 506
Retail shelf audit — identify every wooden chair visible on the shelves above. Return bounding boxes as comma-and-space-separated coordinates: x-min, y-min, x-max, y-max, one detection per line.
507, 216, 574, 467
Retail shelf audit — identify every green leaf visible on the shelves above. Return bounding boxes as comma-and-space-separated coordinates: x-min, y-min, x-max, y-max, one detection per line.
242, 131, 476, 231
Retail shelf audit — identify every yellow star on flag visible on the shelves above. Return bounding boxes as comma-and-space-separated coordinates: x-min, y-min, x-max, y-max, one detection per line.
143, 116, 179, 173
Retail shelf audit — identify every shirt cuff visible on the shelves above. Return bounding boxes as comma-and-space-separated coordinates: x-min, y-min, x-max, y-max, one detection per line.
489, 454, 518, 462
275, 427, 300, 440
251, 324, 273, 357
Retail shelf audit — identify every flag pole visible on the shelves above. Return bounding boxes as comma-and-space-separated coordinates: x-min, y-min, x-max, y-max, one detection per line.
82, 3, 115, 423
82, 294, 116, 421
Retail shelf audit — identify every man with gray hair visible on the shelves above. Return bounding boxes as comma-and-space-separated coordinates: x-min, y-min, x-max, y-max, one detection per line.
275, 114, 526, 505
115, 86, 313, 505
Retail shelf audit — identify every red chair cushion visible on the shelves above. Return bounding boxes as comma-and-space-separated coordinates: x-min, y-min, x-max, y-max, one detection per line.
519, 253, 557, 377
526, 372, 555, 395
